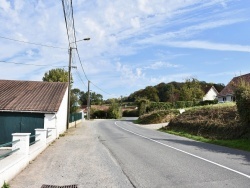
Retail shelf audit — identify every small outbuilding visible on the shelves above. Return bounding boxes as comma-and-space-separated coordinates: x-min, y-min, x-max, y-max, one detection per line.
0, 80, 68, 144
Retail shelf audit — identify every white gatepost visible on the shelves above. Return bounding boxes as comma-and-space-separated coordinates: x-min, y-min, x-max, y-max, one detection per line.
35, 129, 47, 145
47, 128, 56, 143
12, 133, 31, 155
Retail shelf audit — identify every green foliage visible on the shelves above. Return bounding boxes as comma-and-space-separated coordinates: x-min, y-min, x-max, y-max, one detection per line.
235, 80, 250, 128
107, 100, 122, 119
70, 88, 80, 113
199, 100, 218, 106
138, 110, 179, 124
42, 68, 71, 83
136, 98, 150, 116
148, 102, 173, 111
123, 110, 139, 117
1, 181, 10, 188
79, 91, 103, 105
91, 110, 107, 119
179, 78, 204, 101
167, 106, 247, 139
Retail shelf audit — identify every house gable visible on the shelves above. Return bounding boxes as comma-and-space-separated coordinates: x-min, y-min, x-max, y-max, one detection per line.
203, 86, 219, 101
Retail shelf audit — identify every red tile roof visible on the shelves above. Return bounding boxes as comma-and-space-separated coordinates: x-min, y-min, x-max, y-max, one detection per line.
0, 80, 68, 113
218, 73, 250, 97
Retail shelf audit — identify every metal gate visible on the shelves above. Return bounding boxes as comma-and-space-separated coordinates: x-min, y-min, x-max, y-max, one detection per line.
0, 112, 44, 144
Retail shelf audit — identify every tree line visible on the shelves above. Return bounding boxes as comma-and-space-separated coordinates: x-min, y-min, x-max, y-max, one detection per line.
125, 78, 225, 103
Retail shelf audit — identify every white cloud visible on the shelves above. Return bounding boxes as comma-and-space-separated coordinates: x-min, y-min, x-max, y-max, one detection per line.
144, 61, 179, 70
165, 40, 250, 52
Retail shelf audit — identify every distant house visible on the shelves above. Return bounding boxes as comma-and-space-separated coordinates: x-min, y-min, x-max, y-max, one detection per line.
218, 73, 250, 102
202, 86, 219, 101
0, 80, 68, 144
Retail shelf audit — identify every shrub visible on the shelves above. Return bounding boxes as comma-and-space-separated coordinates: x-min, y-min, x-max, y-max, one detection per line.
136, 98, 150, 116
123, 110, 138, 117
148, 102, 173, 111
138, 110, 179, 124
167, 106, 247, 139
235, 80, 250, 129
107, 101, 122, 119
1, 181, 10, 188
91, 110, 107, 119
199, 100, 218, 106
175, 101, 186, 108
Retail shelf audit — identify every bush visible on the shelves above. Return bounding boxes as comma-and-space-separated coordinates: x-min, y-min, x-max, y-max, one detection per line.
91, 110, 107, 119
136, 98, 150, 116
123, 110, 138, 117
107, 101, 122, 119
199, 100, 218, 106
167, 106, 247, 139
235, 80, 250, 128
174, 101, 186, 108
138, 110, 179, 124
148, 102, 173, 111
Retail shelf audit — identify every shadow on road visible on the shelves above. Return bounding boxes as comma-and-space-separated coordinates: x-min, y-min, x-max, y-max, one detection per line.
150, 137, 250, 164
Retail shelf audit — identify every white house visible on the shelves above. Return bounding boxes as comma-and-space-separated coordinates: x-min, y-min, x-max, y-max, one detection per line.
0, 80, 68, 144
218, 73, 250, 102
202, 86, 219, 101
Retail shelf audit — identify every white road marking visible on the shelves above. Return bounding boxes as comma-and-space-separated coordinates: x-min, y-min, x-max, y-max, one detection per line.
115, 121, 250, 179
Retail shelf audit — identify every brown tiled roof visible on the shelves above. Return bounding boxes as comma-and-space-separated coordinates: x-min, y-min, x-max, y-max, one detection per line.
0, 80, 68, 113
218, 73, 250, 97
202, 85, 219, 95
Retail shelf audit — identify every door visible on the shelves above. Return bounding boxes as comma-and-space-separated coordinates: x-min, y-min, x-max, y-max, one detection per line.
0, 112, 44, 144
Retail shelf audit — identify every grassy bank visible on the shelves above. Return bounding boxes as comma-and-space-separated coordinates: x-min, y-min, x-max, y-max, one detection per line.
159, 128, 250, 152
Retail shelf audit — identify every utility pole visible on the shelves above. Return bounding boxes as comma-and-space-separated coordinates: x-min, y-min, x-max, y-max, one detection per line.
87, 80, 90, 120
66, 47, 73, 129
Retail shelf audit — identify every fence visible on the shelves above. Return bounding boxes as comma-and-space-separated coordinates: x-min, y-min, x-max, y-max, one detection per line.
69, 112, 82, 123
0, 128, 56, 186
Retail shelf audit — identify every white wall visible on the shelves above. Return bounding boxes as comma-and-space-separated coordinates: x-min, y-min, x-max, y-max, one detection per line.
203, 88, 218, 101
55, 88, 68, 136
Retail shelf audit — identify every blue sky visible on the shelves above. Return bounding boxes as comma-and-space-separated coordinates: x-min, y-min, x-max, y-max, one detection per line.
1, 0, 250, 99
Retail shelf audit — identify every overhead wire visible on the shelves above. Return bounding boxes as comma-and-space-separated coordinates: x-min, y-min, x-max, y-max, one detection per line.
62, 0, 112, 96
0, 36, 67, 49
0, 60, 67, 67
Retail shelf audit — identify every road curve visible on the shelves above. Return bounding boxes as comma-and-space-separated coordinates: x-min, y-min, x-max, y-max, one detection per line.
95, 119, 250, 188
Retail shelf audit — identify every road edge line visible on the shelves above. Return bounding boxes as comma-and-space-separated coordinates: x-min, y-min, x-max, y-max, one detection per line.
115, 121, 250, 179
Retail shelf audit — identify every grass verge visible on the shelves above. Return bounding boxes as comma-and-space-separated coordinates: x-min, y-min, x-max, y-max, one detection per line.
159, 128, 250, 152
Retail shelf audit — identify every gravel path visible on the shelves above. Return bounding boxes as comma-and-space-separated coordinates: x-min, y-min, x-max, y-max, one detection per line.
9, 121, 133, 188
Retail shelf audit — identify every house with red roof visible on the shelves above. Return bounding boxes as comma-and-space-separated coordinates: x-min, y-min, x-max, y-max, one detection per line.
218, 73, 250, 102
0, 80, 68, 144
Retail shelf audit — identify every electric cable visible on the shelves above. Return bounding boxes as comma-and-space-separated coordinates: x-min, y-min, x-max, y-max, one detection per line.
0, 60, 67, 67
0, 36, 67, 49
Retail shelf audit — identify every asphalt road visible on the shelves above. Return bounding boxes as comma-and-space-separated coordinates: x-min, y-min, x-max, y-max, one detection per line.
9, 119, 250, 188
95, 119, 250, 188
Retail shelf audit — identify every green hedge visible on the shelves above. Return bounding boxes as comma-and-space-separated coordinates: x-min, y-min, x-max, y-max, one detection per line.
167, 106, 247, 139
123, 110, 139, 117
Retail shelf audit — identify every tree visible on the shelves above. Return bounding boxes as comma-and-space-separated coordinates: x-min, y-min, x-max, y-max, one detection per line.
42, 68, 76, 113
42, 68, 72, 83
70, 88, 81, 113
107, 100, 122, 119
179, 78, 204, 101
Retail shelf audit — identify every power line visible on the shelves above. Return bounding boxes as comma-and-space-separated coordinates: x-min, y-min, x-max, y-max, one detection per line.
0, 60, 67, 67
90, 81, 112, 96
75, 69, 87, 88
0, 36, 67, 49
70, 1, 89, 81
